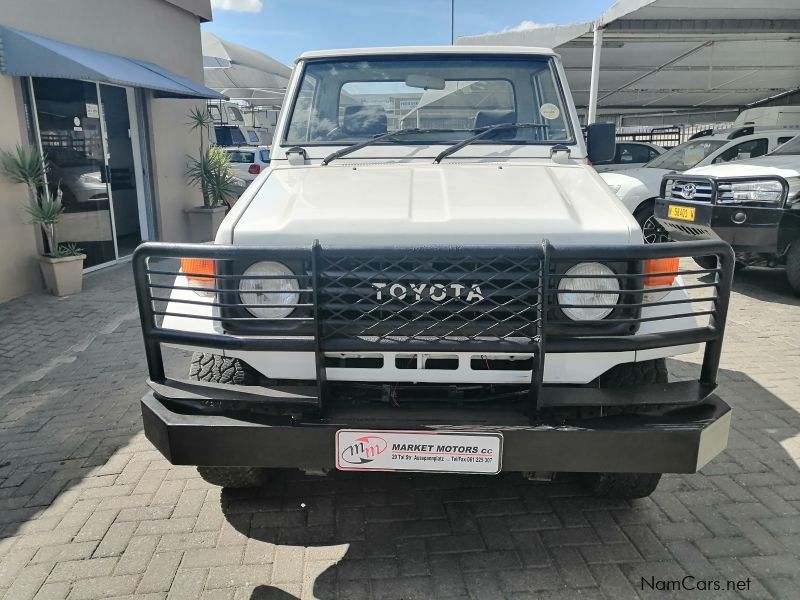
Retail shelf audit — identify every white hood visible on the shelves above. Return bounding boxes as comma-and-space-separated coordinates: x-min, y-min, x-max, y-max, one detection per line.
227, 162, 636, 247
687, 155, 800, 179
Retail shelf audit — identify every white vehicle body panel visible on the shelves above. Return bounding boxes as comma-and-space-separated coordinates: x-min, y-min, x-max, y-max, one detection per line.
600, 167, 670, 214
230, 162, 635, 247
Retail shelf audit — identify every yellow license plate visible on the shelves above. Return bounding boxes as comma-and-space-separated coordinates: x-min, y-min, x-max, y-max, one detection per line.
668, 205, 696, 221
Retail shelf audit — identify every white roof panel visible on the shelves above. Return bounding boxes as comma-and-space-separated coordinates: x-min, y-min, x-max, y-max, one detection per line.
298, 46, 557, 60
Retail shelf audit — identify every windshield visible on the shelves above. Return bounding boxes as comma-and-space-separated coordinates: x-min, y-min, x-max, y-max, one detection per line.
226, 150, 255, 163
772, 135, 800, 155
284, 55, 573, 146
645, 139, 728, 171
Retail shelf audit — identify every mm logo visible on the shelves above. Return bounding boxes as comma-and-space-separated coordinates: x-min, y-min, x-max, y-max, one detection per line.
340, 435, 387, 465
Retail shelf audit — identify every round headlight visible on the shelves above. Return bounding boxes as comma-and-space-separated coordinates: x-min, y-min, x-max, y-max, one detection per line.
557, 263, 620, 321
239, 261, 299, 319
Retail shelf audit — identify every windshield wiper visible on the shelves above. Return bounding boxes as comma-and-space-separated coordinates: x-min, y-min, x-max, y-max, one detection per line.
433, 122, 550, 164
321, 128, 463, 165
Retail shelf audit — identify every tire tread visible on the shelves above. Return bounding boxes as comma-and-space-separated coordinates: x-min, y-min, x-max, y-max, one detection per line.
197, 466, 271, 488
584, 472, 662, 499
786, 243, 800, 294
599, 359, 668, 388
189, 352, 257, 385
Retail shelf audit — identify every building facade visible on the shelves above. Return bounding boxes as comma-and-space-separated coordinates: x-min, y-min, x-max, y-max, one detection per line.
0, 0, 217, 301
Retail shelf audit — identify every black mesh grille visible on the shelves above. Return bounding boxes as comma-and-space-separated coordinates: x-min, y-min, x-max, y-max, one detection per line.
317, 253, 543, 343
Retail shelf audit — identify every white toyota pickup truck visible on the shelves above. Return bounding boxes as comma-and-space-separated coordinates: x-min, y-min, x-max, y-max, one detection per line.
134, 46, 734, 499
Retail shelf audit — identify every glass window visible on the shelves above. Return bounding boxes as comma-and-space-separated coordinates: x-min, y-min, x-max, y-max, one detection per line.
773, 135, 800, 155
777, 136, 795, 146
285, 55, 573, 146
226, 151, 256, 163
713, 138, 768, 163
645, 139, 728, 171
227, 106, 244, 122
214, 127, 246, 146
615, 143, 652, 164
259, 149, 270, 163
247, 130, 260, 143
287, 73, 318, 143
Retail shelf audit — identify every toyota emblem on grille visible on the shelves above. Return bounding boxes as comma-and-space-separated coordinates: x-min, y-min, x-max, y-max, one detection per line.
680, 183, 697, 199
372, 282, 485, 303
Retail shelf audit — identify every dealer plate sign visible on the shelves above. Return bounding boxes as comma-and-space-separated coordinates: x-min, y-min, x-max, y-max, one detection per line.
335, 430, 503, 474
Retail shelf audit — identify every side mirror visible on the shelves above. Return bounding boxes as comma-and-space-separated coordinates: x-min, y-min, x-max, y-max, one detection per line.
586, 122, 616, 164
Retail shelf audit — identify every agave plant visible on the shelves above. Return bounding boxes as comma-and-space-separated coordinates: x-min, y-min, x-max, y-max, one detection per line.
0, 144, 47, 208
187, 106, 214, 156
186, 107, 217, 207
54, 242, 84, 258
186, 145, 238, 209
25, 186, 64, 257
0, 144, 69, 256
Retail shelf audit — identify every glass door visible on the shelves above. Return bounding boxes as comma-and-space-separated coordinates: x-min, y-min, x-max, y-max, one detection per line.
99, 84, 143, 258
32, 78, 115, 267
31, 79, 146, 268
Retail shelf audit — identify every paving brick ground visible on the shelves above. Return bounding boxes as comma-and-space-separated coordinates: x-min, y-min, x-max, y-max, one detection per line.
1, 262, 800, 599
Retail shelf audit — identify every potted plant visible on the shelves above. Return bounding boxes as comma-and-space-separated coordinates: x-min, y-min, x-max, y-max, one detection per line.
184, 107, 239, 242
0, 145, 85, 296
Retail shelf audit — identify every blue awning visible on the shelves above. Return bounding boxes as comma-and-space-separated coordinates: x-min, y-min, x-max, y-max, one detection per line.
0, 26, 225, 100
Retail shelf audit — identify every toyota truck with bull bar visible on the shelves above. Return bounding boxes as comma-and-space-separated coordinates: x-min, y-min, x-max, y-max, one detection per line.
655, 134, 800, 293
133, 46, 734, 499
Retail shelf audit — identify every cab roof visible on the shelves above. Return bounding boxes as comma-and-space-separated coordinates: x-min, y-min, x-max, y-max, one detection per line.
297, 45, 557, 62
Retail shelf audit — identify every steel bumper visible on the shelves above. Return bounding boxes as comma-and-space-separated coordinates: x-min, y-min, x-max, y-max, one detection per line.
655, 198, 782, 253
141, 392, 731, 474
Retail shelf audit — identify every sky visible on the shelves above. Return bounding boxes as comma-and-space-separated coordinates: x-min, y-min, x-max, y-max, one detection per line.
204, 0, 614, 66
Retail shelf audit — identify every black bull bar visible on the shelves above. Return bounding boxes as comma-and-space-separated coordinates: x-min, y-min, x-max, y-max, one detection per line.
133, 240, 734, 473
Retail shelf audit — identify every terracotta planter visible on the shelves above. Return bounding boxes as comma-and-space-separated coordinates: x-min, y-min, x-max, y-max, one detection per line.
185, 206, 227, 243
38, 254, 86, 296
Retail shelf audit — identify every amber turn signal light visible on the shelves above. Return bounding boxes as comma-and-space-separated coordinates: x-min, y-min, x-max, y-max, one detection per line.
644, 257, 679, 288
180, 257, 216, 285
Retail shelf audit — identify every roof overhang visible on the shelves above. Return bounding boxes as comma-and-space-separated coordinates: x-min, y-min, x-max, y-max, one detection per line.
0, 26, 225, 100
458, 0, 800, 112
